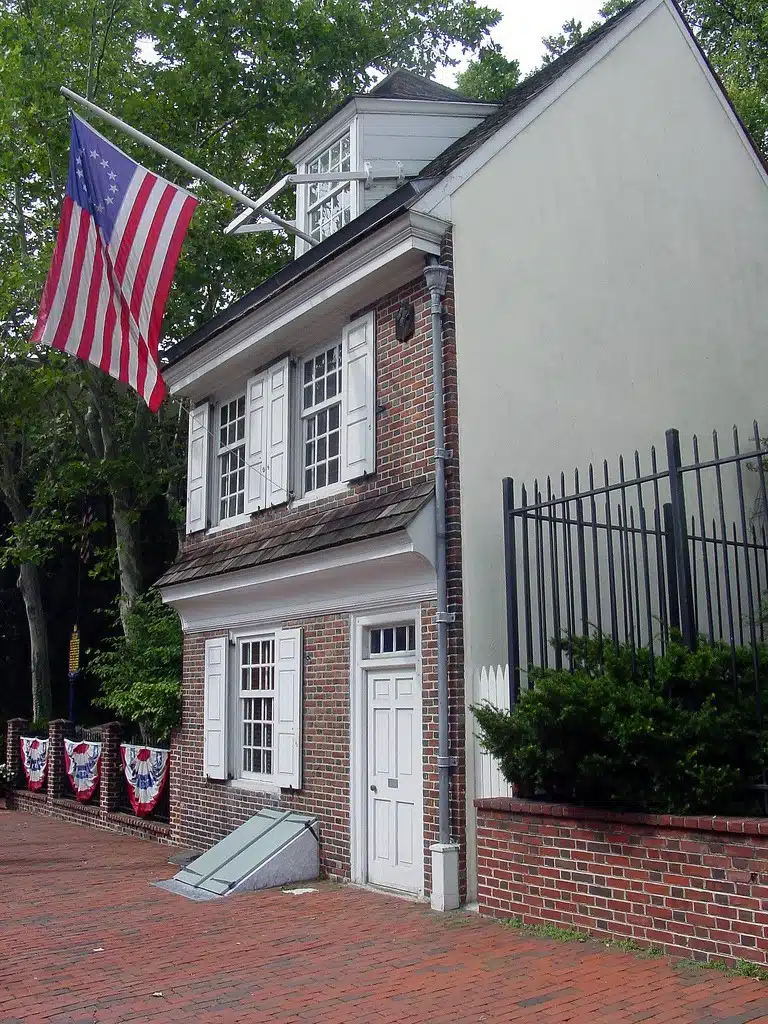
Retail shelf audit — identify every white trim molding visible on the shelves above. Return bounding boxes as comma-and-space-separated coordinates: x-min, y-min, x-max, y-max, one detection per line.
159, 503, 437, 632
165, 211, 449, 401
349, 607, 423, 891
412, 0, 666, 220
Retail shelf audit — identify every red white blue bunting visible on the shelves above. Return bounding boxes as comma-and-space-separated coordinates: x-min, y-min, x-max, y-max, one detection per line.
64, 739, 101, 801
20, 736, 48, 791
120, 744, 169, 817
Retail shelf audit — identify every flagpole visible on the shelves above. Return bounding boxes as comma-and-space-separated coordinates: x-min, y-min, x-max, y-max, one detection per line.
60, 86, 317, 247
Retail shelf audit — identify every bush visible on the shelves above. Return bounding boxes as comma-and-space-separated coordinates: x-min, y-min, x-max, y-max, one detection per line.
472, 636, 768, 815
90, 590, 182, 744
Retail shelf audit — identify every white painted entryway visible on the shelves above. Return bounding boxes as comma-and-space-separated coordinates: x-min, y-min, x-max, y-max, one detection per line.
350, 609, 425, 897
366, 667, 423, 893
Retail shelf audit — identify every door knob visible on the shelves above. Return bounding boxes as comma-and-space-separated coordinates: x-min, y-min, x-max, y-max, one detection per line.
370, 784, 377, 792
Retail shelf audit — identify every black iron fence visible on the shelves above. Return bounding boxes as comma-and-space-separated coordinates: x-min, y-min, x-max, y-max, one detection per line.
503, 422, 768, 713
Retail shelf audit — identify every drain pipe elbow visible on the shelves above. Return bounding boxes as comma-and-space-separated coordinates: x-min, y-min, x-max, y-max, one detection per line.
424, 258, 451, 848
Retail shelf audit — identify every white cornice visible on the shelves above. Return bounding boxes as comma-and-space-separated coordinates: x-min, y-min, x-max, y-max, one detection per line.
159, 517, 437, 632
289, 97, 497, 165
165, 210, 449, 399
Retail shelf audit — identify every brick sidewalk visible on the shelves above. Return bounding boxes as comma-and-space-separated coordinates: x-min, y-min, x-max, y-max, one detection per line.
1, 811, 768, 1023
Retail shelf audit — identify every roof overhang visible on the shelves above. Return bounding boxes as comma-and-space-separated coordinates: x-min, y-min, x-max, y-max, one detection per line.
289, 96, 497, 166
165, 209, 449, 401
159, 501, 436, 632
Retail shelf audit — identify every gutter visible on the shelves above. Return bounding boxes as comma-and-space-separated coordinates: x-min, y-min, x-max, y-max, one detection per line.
424, 259, 460, 911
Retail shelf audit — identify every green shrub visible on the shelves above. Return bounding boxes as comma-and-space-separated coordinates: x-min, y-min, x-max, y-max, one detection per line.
90, 590, 182, 744
472, 637, 768, 815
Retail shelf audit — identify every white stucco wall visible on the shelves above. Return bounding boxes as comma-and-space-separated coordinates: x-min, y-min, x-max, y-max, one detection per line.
447, 1, 768, 681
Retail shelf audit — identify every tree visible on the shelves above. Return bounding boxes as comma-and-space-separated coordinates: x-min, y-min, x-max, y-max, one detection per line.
0, 0, 504, 715
456, 44, 520, 102
541, 17, 588, 64
678, 0, 768, 154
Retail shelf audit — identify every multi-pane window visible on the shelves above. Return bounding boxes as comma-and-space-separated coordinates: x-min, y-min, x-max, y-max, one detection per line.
240, 638, 275, 776
218, 395, 246, 521
306, 132, 352, 243
302, 344, 342, 492
368, 625, 417, 657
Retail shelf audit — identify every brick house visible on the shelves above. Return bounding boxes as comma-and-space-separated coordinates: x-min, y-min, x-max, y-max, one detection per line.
158, 0, 768, 907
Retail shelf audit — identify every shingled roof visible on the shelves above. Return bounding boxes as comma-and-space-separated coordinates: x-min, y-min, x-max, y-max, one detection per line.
157, 481, 435, 588
368, 69, 473, 102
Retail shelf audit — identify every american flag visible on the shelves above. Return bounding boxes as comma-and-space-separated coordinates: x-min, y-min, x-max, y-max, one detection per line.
31, 114, 198, 412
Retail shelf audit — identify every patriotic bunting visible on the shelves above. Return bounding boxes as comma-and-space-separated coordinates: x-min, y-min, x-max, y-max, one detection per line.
120, 744, 169, 816
20, 737, 49, 791
64, 739, 101, 801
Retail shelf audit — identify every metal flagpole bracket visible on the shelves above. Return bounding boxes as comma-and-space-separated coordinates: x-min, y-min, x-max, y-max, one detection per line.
59, 86, 318, 247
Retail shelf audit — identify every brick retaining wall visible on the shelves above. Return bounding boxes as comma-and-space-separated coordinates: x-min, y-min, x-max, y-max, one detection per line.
475, 797, 768, 965
6, 719, 173, 845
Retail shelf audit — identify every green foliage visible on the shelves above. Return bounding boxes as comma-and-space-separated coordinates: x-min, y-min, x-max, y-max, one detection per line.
456, 44, 520, 101
473, 636, 768, 814
679, 0, 768, 155
90, 590, 182, 742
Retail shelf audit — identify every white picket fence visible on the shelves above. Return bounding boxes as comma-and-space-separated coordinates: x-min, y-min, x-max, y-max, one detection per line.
472, 665, 515, 800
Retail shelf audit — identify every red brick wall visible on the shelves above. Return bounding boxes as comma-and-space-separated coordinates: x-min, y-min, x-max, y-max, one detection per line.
172, 237, 468, 898
475, 797, 768, 965
8, 791, 173, 844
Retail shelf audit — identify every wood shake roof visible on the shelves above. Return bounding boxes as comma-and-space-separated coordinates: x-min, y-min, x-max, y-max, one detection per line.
157, 480, 435, 588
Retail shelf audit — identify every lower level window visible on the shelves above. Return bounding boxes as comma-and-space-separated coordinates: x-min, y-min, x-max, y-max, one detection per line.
240, 638, 275, 777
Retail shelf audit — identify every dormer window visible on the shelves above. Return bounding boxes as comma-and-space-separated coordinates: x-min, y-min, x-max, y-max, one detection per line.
306, 132, 352, 243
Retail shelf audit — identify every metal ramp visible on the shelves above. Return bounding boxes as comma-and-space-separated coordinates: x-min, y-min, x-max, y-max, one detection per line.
157, 809, 319, 899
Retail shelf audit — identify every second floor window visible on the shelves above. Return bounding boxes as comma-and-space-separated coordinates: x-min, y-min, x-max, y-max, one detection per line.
219, 395, 246, 521
306, 132, 352, 243
184, 311, 375, 534
302, 343, 342, 492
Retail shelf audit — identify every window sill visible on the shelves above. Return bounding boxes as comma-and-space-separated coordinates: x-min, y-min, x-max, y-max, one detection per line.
207, 513, 251, 535
227, 778, 281, 797
290, 481, 350, 509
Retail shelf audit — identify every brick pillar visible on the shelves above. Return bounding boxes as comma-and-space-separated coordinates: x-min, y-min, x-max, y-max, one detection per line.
6, 719, 28, 789
100, 722, 122, 814
47, 719, 74, 800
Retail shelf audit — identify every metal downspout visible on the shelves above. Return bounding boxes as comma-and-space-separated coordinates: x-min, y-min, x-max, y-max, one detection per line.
424, 259, 452, 846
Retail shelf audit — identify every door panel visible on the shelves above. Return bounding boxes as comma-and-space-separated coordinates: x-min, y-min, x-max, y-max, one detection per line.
367, 668, 423, 894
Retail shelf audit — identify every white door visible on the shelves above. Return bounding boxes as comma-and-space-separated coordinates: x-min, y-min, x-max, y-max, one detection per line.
367, 667, 423, 894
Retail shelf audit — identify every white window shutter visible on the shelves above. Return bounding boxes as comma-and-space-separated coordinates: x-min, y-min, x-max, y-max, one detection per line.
186, 403, 210, 534
204, 637, 229, 780
244, 371, 267, 514
274, 627, 302, 789
265, 358, 290, 507
341, 312, 375, 481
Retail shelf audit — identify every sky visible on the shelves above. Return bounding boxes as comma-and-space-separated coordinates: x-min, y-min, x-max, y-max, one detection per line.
436, 0, 606, 84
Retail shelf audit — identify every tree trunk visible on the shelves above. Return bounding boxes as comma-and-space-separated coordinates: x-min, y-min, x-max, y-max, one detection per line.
0, 454, 53, 721
17, 562, 52, 722
112, 486, 143, 635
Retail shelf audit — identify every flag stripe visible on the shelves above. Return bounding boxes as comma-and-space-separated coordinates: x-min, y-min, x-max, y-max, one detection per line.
50, 209, 91, 352
30, 198, 75, 344
148, 194, 198, 359
76, 233, 106, 362
64, 217, 99, 355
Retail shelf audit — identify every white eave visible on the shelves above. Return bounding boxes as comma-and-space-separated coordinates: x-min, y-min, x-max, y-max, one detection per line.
159, 500, 437, 632
165, 209, 449, 401
289, 96, 497, 166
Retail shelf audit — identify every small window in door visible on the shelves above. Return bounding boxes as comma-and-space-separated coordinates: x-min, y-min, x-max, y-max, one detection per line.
367, 624, 416, 657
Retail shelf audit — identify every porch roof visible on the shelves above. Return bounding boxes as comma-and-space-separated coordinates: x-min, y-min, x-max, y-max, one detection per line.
156, 480, 435, 588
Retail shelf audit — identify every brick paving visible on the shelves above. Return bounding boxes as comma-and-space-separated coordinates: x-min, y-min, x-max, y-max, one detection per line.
2, 811, 768, 1023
